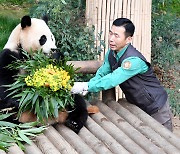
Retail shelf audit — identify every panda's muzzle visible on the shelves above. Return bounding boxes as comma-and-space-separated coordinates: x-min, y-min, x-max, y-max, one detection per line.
51, 49, 64, 61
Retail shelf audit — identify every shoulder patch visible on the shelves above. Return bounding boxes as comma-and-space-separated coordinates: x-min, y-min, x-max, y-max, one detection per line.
122, 61, 131, 69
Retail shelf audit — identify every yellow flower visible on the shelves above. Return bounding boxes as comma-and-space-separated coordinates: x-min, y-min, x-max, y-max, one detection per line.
25, 64, 72, 92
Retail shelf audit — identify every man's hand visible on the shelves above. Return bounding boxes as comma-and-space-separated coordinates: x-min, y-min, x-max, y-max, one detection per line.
71, 82, 88, 95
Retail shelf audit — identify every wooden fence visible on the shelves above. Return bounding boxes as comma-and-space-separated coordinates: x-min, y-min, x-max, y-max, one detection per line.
86, 0, 152, 99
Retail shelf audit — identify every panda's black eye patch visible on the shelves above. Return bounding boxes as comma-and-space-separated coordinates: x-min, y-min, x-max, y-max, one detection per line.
39, 35, 47, 46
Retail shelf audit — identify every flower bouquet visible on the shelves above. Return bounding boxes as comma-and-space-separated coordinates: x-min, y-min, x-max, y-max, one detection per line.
6, 50, 76, 124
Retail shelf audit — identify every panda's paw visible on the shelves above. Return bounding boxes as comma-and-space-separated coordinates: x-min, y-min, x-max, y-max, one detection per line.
65, 119, 82, 134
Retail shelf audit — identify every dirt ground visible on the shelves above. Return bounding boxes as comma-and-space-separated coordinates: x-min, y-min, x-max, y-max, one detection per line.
172, 116, 180, 137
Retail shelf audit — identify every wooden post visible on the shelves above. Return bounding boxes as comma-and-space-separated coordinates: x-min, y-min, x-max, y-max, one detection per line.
102, 88, 116, 102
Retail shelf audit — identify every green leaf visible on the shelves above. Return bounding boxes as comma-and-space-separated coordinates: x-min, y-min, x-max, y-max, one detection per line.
49, 97, 55, 116
0, 112, 15, 120
16, 140, 25, 151
6, 82, 25, 91
18, 130, 32, 145
18, 121, 39, 128
35, 99, 43, 122
22, 132, 37, 137
0, 121, 17, 127
19, 92, 28, 107
0, 134, 15, 142
51, 97, 58, 118
21, 126, 46, 134
22, 92, 34, 104
32, 93, 39, 106
6, 89, 19, 98
61, 0, 67, 4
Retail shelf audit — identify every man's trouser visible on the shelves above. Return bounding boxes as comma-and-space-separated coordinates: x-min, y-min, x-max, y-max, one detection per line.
151, 99, 173, 131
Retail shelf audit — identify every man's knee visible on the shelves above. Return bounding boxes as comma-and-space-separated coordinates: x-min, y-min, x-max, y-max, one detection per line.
162, 118, 173, 132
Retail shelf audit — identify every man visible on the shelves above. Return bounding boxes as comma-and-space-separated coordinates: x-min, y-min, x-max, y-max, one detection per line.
71, 18, 173, 131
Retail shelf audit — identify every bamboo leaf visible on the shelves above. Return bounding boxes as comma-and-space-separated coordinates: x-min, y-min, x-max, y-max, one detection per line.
51, 97, 58, 118
21, 126, 46, 134
0, 112, 15, 120
16, 140, 25, 151
22, 132, 37, 137
6, 89, 19, 98
49, 97, 55, 116
18, 121, 39, 128
0, 121, 17, 127
18, 130, 32, 145
0, 134, 15, 142
6, 82, 25, 91
35, 99, 43, 122
19, 92, 28, 107
32, 93, 39, 106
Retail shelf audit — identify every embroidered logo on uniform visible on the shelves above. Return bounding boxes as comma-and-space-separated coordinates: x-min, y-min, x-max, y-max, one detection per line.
123, 61, 131, 69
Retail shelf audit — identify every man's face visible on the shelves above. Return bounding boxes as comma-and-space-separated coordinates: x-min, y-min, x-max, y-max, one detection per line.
108, 25, 132, 52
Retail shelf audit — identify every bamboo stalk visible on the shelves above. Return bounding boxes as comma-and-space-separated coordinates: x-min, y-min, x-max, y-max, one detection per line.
8, 144, 24, 154
141, 0, 145, 57
122, 0, 127, 17
117, 0, 123, 18
120, 100, 180, 151
86, 117, 130, 154
67, 60, 103, 74
105, 0, 111, 53
134, 0, 140, 50
147, 0, 152, 62
114, 0, 119, 19
44, 126, 78, 154
25, 142, 43, 154
90, 111, 147, 153
97, 0, 102, 61
110, 0, 115, 26
131, 0, 136, 46
127, 0, 131, 19
85, 0, 90, 26
100, 0, 107, 60
93, 0, 98, 48
56, 124, 96, 154
78, 127, 113, 154
107, 100, 180, 154
35, 134, 60, 154
92, 100, 166, 154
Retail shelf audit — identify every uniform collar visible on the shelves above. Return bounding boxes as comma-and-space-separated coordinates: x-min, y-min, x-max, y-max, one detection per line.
113, 43, 130, 59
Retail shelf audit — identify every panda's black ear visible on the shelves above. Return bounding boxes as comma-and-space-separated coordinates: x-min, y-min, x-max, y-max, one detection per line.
42, 15, 49, 24
21, 15, 31, 29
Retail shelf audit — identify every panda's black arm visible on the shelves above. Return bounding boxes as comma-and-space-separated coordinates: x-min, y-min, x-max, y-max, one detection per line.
0, 49, 20, 76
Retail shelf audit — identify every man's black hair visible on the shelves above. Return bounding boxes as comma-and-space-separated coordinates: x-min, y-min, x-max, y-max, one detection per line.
112, 18, 135, 38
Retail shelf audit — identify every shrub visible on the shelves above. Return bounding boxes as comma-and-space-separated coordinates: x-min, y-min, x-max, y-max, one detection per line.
0, 16, 19, 50
152, 0, 180, 115
30, 0, 104, 61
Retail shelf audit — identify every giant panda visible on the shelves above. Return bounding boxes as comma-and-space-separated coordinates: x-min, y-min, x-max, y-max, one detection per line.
0, 15, 88, 133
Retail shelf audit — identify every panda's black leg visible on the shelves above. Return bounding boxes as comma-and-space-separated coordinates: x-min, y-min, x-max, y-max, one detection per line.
65, 94, 88, 134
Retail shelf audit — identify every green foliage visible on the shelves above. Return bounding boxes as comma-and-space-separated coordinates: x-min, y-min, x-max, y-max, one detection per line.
30, 0, 104, 61
0, 112, 46, 151
152, 0, 180, 115
166, 88, 180, 116
0, 0, 34, 5
151, 0, 180, 68
152, 0, 180, 16
0, 16, 19, 50
5, 50, 76, 123
151, 15, 180, 68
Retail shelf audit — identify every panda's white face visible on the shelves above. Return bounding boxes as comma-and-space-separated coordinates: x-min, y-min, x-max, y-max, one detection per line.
20, 18, 56, 54
4, 16, 56, 54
